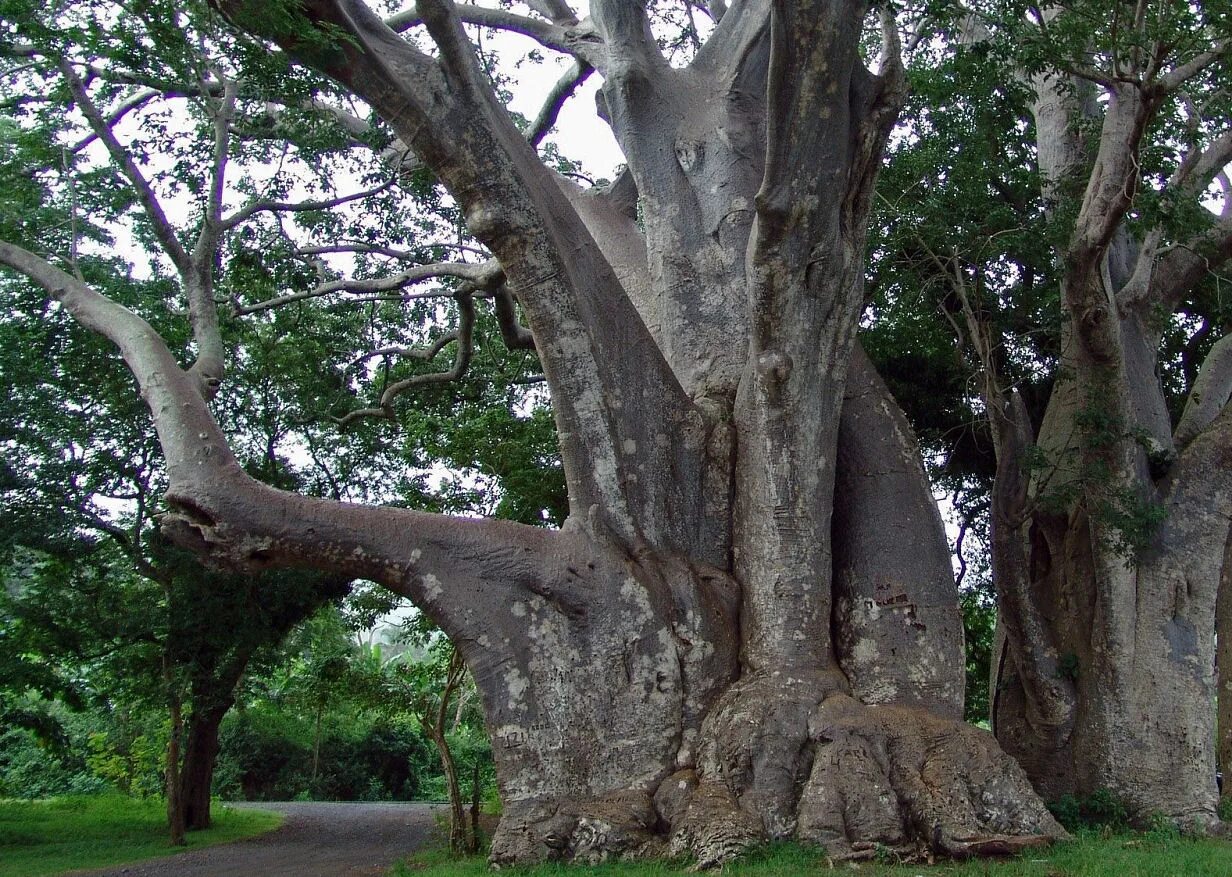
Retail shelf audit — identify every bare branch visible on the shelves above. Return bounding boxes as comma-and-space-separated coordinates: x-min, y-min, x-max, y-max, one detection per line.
182, 76, 242, 397
1146, 220, 1232, 313
523, 0, 580, 25
1156, 40, 1231, 95
387, 4, 603, 68
220, 178, 396, 231
350, 333, 460, 367
336, 291, 476, 426
528, 60, 591, 147
59, 62, 191, 275
233, 259, 500, 315
68, 88, 160, 154
491, 282, 536, 350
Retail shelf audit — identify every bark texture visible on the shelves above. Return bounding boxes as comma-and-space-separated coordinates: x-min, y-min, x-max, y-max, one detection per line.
1, 0, 1066, 865
982, 38, 1232, 826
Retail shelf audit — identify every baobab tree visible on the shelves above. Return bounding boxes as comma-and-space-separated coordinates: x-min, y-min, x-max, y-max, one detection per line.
871, 1, 1232, 828
0, 0, 1069, 864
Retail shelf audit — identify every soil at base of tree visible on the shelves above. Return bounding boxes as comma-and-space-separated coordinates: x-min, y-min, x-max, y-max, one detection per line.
72, 801, 439, 877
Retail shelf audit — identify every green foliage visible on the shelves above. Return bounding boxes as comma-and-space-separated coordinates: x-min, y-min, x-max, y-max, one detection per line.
85, 726, 166, 799
0, 794, 280, 877
213, 706, 433, 802
959, 584, 996, 725
391, 834, 1232, 877
0, 723, 107, 799
1048, 789, 1132, 834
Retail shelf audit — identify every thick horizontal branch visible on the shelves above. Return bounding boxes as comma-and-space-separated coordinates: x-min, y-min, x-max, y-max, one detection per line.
0, 238, 563, 626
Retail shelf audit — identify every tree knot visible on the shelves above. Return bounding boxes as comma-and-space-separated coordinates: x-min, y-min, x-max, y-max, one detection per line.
755, 350, 793, 385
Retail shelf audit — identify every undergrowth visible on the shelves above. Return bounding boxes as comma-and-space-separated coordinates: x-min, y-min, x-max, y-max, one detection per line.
391, 832, 1232, 877
0, 793, 281, 877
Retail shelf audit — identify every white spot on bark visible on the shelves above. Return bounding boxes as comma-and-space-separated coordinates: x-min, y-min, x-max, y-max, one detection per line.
423, 573, 443, 600
511, 601, 527, 617
622, 438, 638, 455
852, 637, 880, 665
506, 668, 529, 704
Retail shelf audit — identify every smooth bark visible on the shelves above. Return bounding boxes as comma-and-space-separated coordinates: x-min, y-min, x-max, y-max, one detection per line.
987, 36, 1232, 825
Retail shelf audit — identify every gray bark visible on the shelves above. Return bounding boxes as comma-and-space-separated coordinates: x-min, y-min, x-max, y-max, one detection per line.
1, 0, 1066, 865
989, 41, 1232, 826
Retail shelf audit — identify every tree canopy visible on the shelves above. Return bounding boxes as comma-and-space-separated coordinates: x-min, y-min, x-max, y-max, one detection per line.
2, 0, 1231, 866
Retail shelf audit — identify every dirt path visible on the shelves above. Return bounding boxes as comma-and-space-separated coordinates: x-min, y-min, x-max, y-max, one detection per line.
72, 802, 440, 877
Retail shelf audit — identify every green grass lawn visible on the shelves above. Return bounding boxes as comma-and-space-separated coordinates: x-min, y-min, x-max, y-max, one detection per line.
0, 794, 282, 877
393, 832, 1232, 877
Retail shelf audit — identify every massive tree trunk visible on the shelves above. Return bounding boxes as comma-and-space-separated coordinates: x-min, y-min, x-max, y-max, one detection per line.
986, 41, 1232, 826
0, 0, 1063, 865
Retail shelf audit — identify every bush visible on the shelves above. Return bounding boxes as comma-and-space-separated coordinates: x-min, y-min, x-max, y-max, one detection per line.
1048, 788, 1131, 833
214, 708, 436, 802
214, 708, 313, 800
0, 728, 108, 799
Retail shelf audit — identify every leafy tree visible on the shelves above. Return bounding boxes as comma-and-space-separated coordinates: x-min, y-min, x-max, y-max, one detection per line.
25, 0, 1232, 865
871, 1, 1232, 824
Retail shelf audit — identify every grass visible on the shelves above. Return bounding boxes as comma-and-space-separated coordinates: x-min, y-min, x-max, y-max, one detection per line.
0, 794, 282, 877
391, 832, 1232, 877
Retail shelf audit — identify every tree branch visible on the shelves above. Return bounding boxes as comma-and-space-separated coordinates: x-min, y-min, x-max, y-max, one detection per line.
213, 0, 706, 553
1175, 332, 1232, 451
491, 281, 536, 350
59, 62, 191, 275
68, 89, 160, 154
528, 60, 591, 147
220, 179, 396, 231
386, 4, 603, 68
336, 292, 477, 426
232, 260, 499, 315
0, 238, 561, 631
1155, 40, 1231, 95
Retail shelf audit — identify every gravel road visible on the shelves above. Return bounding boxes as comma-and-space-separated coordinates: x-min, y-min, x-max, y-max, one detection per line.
70, 801, 440, 877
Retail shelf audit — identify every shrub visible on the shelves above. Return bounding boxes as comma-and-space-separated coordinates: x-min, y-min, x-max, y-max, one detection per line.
1048, 788, 1131, 833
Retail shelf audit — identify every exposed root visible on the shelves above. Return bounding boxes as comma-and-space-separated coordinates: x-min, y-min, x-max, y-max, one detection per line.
489, 791, 664, 867
671, 686, 1065, 866
490, 686, 1066, 869
798, 694, 1065, 859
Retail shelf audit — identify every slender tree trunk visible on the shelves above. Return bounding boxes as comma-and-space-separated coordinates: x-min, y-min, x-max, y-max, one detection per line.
165, 681, 187, 846
311, 701, 323, 786
470, 762, 481, 852
180, 708, 228, 830
427, 722, 468, 854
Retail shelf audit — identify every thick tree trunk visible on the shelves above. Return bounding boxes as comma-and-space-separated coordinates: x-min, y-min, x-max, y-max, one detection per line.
3, 0, 1067, 867
478, 352, 1059, 866
989, 66, 1225, 827
1219, 534, 1232, 809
